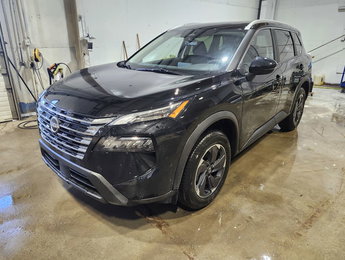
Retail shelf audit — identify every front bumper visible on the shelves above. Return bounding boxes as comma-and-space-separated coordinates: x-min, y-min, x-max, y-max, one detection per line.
40, 139, 176, 205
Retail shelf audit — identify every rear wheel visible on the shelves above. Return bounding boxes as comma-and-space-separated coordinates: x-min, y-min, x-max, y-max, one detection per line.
179, 131, 231, 210
279, 88, 306, 132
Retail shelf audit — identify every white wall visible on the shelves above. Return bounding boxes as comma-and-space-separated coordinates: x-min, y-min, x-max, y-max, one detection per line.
76, 0, 260, 66
0, 0, 79, 115
0, 71, 12, 122
22, 0, 79, 73
275, 0, 345, 84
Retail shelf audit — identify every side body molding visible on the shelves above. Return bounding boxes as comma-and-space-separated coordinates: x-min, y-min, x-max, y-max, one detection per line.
173, 111, 239, 190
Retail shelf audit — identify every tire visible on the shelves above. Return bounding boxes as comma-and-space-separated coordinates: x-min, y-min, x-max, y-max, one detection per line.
178, 131, 231, 210
279, 88, 306, 132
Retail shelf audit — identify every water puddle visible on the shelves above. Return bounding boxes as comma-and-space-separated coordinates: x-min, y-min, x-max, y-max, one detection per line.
0, 195, 13, 210
332, 103, 345, 127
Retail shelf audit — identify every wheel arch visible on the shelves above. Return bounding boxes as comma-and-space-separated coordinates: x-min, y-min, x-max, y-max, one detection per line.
172, 111, 239, 190
289, 77, 311, 114
300, 80, 310, 99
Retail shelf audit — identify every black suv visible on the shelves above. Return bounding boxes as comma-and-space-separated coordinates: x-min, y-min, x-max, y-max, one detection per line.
38, 20, 313, 210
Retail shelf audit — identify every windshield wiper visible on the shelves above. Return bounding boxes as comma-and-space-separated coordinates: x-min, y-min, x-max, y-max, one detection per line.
135, 67, 181, 75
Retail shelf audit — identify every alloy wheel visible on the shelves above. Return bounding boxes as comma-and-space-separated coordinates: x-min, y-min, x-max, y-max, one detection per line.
194, 144, 227, 198
293, 92, 305, 125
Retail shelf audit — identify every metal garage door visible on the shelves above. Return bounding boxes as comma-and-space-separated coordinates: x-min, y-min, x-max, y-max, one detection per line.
0, 70, 12, 122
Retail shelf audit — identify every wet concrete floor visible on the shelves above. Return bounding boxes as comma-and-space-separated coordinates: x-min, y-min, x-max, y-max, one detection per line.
1, 87, 345, 259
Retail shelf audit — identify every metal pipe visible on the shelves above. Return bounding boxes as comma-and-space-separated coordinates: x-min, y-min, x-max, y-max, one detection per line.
17, 0, 30, 35
257, 0, 263, 19
16, 0, 40, 95
2, 0, 18, 66
7, 56, 37, 102
9, 0, 23, 64
308, 34, 345, 53
1, 0, 23, 116
0, 19, 21, 119
10, 0, 38, 98
312, 48, 345, 64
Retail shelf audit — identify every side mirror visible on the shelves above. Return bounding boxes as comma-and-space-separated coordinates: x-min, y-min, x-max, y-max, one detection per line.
249, 56, 277, 75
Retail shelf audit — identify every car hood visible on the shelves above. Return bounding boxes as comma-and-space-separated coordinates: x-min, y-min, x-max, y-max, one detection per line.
43, 62, 220, 117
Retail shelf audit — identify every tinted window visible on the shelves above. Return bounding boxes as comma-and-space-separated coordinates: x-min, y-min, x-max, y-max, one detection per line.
292, 32, 303, 56
239, 29, 274, 73
274, 30, 295, 62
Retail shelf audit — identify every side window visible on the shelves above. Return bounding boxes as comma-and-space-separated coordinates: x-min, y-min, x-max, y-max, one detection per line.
292, 32, 303, 56
274, 30, 295, 62
239, 29, 274, 73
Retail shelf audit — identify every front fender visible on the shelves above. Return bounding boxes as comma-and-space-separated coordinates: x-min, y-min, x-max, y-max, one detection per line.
172, 110, 239, 190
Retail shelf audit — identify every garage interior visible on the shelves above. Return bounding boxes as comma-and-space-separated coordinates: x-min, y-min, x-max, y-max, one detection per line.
1, 0, 345, 259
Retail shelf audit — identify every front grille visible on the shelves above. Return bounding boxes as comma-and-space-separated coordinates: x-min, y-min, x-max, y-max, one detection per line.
37, 98, 112, 160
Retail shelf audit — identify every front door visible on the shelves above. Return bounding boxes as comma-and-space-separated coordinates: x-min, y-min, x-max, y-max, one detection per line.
238, 29, 281, 148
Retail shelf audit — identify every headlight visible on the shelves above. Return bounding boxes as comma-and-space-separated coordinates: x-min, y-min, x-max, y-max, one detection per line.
99, 136, 154, 152
110, 100, 189, 126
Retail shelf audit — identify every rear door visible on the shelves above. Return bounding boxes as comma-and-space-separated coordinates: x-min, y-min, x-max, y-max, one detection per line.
238, 29, 281, 147
273, 29, 300, 114
291, 32, 308, 101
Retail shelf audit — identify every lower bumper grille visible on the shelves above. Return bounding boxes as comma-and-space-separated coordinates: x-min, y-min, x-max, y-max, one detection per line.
69, 168, 98, 194
42, 149, 101, 199
42, 150, 60, 170
40, 139, 161, 206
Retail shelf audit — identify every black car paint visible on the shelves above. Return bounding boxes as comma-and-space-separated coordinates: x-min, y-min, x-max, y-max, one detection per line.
39, 21, 312, 205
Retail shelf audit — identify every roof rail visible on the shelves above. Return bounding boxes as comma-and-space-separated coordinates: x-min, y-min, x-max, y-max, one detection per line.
169, 23, 200, 30
245, 19, 276, 30
245, 19, 297, 31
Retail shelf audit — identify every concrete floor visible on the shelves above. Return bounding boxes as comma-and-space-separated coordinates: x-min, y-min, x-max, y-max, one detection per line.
1, 87, 345, 259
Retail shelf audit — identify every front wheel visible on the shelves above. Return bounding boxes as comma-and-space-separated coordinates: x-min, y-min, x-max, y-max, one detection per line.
279, 88, 306, 132
178, 131, 231, 210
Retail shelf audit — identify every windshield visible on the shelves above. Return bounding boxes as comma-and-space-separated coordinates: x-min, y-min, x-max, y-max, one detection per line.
126, 27, 246, 74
